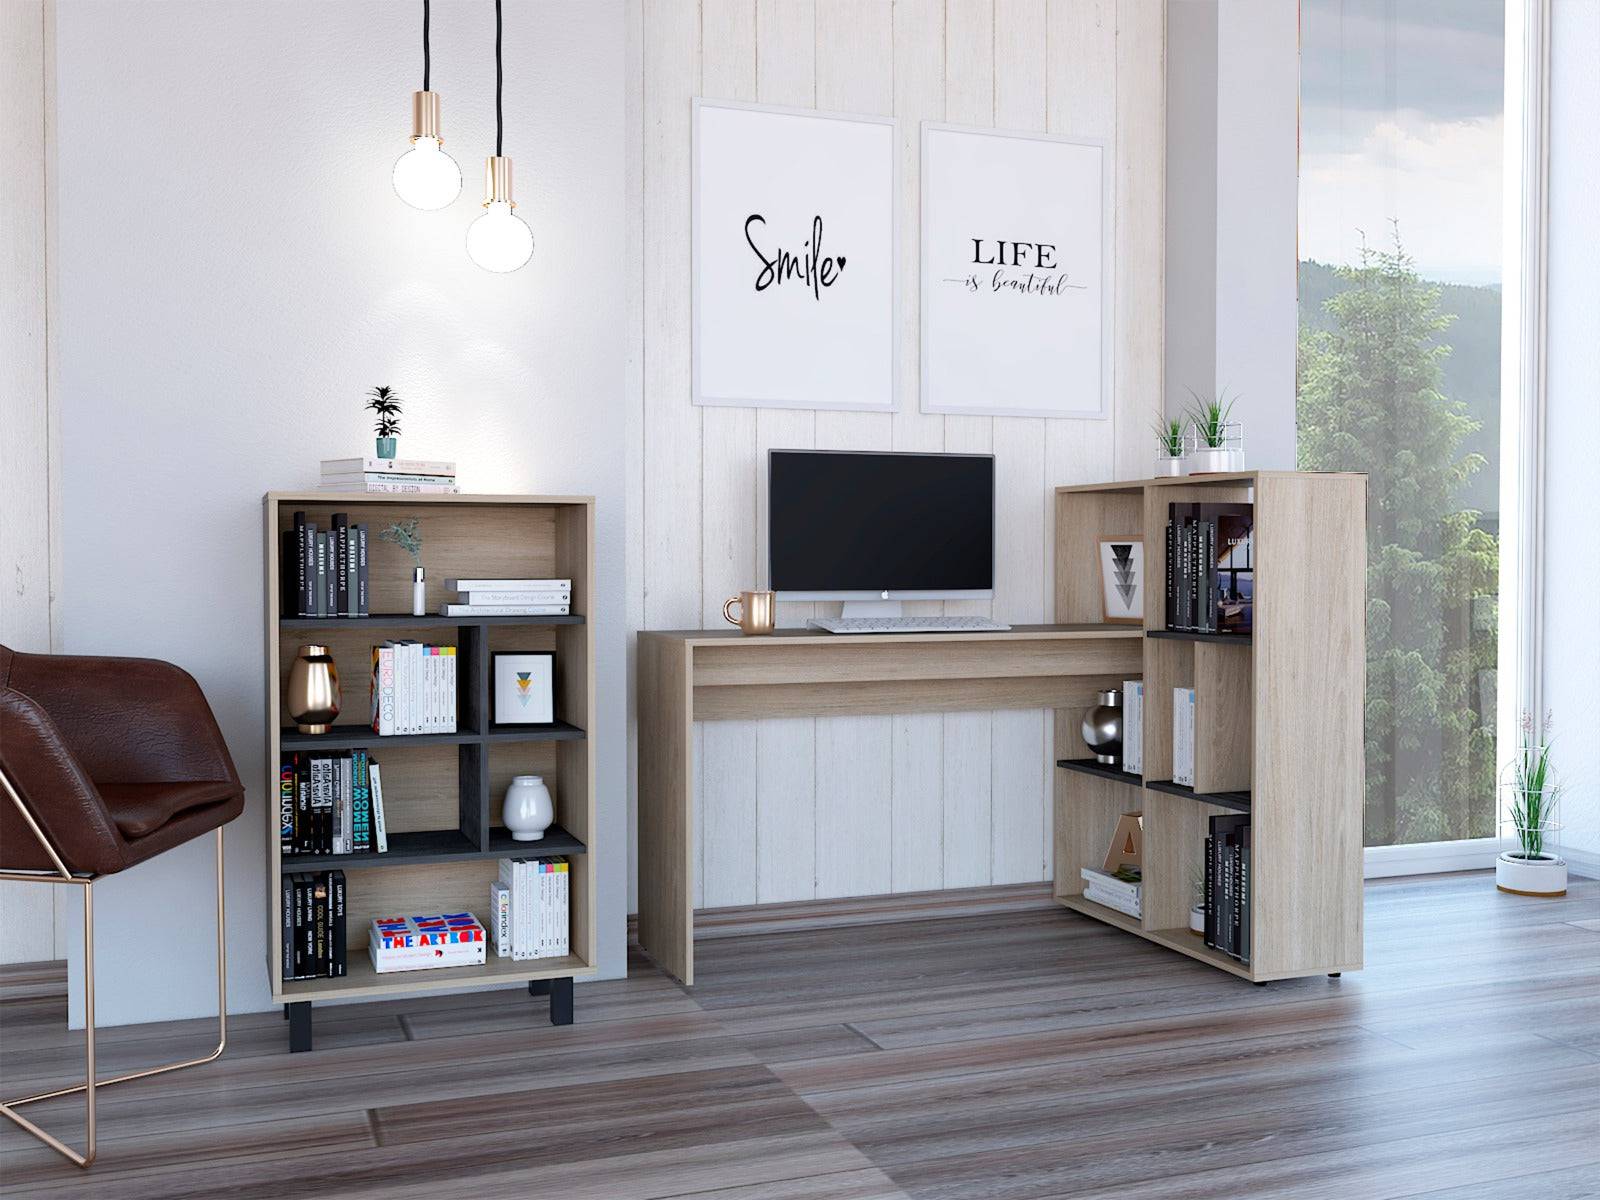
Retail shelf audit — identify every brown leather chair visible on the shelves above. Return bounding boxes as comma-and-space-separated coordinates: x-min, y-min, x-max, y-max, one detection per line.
0, 644, 244, 1167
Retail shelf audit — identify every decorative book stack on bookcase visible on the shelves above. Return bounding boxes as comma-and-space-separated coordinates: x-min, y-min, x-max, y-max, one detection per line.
1053, 472, 1365, 982
263, 493, 597, 1050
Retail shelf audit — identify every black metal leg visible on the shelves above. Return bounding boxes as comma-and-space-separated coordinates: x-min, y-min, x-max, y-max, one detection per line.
1328, 972, 1341, 978
282, 1004, 289, 1019
287, 1001, 313, 1052
549, 976, 574, 1026
528, 978, 552, 997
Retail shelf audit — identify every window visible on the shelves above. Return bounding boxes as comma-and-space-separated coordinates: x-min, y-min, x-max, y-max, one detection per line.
1297, 0, 1507, 847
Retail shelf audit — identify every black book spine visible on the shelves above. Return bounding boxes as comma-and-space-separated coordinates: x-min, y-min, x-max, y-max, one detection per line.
356, 525, 369, 616
324, 535, 337, 617
295, 755, 309, 854
331, 870, 347, 977
314, 874, 329, 977
1179, 519, 1191, 630
1205, 519, 1219, 633
1204, 830, 1216, 949
292, 875, 307, 979
294, 512, 310, 616
333, 513, 349, 617
1165, 516, 1177, 629
281, 873, 294, 982
1239, 826, 1252, 965
1188, 520, 1201, 630
352, 749, 370, 853
313, 531, 326, 618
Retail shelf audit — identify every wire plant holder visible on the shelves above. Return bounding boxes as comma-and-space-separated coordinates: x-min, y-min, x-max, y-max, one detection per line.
1184, 422, 1245, 474
1495, 714, 1567, 897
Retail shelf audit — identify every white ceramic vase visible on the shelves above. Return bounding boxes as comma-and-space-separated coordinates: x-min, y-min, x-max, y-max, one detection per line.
503, 775, 554, 841
411, 566, 427, 617
1495, 850, 1566, 897
1186, 447, 1235, 474
1189, 904, 1205, 935
1154, 455, 1185, 477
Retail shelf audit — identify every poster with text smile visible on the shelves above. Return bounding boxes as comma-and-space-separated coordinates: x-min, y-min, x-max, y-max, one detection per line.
693, 100, 897, 411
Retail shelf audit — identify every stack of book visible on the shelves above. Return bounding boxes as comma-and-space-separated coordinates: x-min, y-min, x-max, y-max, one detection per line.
1080, 867, 1142, 918
1204, 815, 1251, 962
369, 913, 486, 974
279, 750, 388, 856
321, 457, 459, 494
491, 857, 570, 959
1165, 502, 1254, 634
282, 511, 369, 618
441, 578, 571, 617
281, 870, 346, 980
370, 642, 457, 735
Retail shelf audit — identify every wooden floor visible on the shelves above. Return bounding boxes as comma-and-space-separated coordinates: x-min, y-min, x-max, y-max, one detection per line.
1, 873, 1597, 1198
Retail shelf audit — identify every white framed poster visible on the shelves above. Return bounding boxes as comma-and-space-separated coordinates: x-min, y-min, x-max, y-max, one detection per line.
920, 122, 1108, 418
693, 99, 898, 411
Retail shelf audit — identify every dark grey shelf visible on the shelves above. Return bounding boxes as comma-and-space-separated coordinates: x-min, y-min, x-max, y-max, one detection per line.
283, 823, 586, 871
280, 719, 586, 751
1056, 758, 1142, 787
280, 613, 584, 629
1147, 629, 1252, 645
1145, 778, 1252, 813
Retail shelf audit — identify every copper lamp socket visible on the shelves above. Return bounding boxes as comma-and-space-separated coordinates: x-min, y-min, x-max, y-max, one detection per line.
483, 155, 516, 207
411, 90, 443, 142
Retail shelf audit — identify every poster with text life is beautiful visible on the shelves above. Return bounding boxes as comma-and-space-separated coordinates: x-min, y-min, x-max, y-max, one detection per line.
921, 123, 1108, 419
693, 100, 897, 411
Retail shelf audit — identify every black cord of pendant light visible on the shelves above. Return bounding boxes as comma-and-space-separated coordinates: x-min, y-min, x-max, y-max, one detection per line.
422, 0, 431, 91
494, 0, 504, 157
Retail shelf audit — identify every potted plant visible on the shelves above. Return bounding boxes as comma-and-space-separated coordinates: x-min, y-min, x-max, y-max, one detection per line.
366, 386, 403, 460
1154, 417, 1186, 477
1184, 388, 1242, 474
1496, 712, 1566, 897
1188, 863, 1206, 935
378, 518, 426, 616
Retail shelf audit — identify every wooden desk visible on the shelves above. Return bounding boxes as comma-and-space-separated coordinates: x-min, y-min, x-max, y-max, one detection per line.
636, 624, 1144, 983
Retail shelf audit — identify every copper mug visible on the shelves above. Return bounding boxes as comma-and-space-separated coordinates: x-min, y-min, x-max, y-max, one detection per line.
722, 590, 776, 636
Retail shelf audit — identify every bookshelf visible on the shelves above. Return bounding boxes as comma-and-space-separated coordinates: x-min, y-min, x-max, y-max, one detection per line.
263, 493, 598, 1048
1053, 472, 1365, 982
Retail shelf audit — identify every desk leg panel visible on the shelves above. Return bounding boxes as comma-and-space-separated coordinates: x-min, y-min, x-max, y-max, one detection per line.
637, 635, 695, 984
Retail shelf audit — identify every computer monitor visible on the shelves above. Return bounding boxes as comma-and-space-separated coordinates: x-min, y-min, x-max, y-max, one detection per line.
767, 449, 995, 614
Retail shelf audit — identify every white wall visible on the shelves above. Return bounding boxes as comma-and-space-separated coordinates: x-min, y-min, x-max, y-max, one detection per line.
50, 0, 626, 1025
1543, 0, 1600, 868
626, 0, 1165, 911
1163, 0, 1298, 469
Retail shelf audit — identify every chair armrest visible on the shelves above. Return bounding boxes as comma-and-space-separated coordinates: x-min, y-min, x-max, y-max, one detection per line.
4, 653, 241, 789
0, 689, 128, 875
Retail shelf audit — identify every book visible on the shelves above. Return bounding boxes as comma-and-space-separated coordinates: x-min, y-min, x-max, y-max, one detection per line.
333, 513, 349, 616
1082, 886, 1141, 919
1122, 679, 1144, 775
445, 578, 571, 592
351, 749, 372, 853
355, 524, 369, 616
321, 456, 457, 477
314, 532, 327, 618
312, 873, 329, 976
279, 760, 295, 853
439, 603, 571, 616
369, 760, 389, 853
294, 512, 312, 616
490, 881, 512, 957
1172, 687, 1196, 787
369, 913, 486, 973
458, 589, 571, 605
1212, 505, 1254, 633
330, 870, 347, 976
323, 480, 460, 494
281, 874, 295, 980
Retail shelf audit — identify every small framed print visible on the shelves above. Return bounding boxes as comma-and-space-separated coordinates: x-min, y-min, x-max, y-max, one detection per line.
1098, 538, 1144, 625
491, 652, 554, 725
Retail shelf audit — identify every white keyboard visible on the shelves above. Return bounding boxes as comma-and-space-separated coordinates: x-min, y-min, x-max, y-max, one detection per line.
807, 616, 1012, 635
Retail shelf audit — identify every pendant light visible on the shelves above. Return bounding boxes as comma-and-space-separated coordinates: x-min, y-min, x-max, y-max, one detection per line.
393, 0, 462, 210
466, 0, 535, 272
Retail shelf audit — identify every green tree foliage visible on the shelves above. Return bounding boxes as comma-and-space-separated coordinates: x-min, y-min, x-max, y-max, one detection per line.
1297, 232, 1499, 845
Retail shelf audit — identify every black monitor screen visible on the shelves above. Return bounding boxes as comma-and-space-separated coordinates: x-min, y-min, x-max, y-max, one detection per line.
768, 451, 994, 594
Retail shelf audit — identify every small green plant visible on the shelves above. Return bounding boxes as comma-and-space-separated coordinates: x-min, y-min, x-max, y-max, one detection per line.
366, 386, 404, 438
1507, 710, 1558, 859
1189, 862, 1206, 907
1184, 387, 1239, 449
378, 518, 423, 566
1154, 417, 1186, 458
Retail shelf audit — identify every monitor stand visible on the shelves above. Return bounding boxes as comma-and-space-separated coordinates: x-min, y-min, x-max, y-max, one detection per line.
839, 599, 903, 619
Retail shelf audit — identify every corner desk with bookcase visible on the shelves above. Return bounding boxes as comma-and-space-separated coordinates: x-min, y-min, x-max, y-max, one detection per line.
1053, 471, 1365, 981
263, 493, 597, 1051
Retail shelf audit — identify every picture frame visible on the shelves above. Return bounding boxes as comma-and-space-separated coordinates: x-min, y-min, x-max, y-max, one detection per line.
692, 98, 899, 411
1098, 538, 1144, 625
491, 651, 555, 726
919, 122, 1109, 418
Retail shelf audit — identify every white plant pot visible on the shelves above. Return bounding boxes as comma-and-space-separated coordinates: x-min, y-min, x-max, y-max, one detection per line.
503, 774, 554, 841
1186, 447, 1235, 475
1188, 904, 1205, 935
1154, 455, 1185, 478
1496, 850, 1567, 897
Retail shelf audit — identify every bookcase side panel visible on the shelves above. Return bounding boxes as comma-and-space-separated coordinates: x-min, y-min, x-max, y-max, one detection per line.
1252, 474, 1366, 977
554, 502, 596, 967
264, 498, 285, 993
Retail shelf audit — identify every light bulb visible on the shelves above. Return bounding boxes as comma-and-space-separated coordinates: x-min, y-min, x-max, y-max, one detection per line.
467, 205, 533, 274
393, 136, 462, 210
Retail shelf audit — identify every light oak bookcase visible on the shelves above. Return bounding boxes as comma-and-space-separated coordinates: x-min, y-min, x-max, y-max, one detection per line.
1053, 472, 1366, 981
262, 493, 597, 1049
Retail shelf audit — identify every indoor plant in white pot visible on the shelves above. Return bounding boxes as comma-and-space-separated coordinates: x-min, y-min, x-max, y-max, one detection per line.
1184, 389, 1243, 474
1154, 417, 1186, 477
1496, 711, 1565, 897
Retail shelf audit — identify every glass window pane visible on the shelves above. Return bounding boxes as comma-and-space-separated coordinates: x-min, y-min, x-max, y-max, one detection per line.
1297, 0, 1505, 847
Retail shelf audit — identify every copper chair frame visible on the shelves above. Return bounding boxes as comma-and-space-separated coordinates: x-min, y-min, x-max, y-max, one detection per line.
0, 767, 227, 1168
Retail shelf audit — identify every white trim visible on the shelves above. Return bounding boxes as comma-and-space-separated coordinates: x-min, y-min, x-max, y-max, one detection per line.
690, 97, 900, 413
918, 121, 1112, 420
1364, 838, 1499, 879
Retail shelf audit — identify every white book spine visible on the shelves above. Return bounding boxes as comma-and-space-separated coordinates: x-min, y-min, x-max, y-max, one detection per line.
446, 651, 457, 732
556, 865, 569, 956
1123, 680, 1143, 775
1173, 687, 1196, 787
425, 649, 437, 733
439, 603, 571, 617
514, 859, 530, 960
490, 882, 511, 957
460, 590, 571, 605
322, 480, 459, 494
444, 578, 572, 592
369, 762, 389, 852
540, 864, 552, 957
379, 646, 395, 736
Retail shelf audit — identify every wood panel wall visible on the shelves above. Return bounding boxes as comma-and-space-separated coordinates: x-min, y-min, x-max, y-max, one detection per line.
627, 0, 1165, 909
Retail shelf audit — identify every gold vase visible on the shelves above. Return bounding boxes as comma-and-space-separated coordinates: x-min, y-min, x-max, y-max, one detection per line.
286, 645, 340, 734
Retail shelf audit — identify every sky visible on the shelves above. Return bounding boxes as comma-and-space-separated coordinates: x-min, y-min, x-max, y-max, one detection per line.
1298, 0, 1506, 285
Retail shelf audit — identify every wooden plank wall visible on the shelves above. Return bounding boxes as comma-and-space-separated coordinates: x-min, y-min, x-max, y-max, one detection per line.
629, 0, 1164, 910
